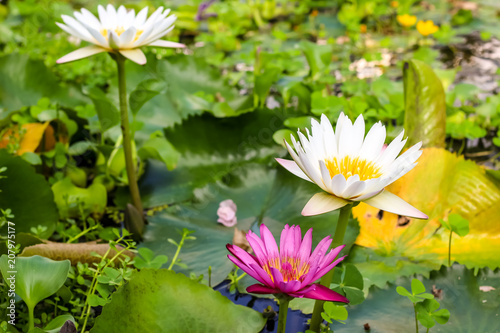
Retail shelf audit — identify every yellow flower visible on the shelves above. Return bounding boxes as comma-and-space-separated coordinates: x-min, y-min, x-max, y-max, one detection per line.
417, 20, 439, 36
397, 14, 417, 27
360, 24, 367, 33
391, 1, 399, 8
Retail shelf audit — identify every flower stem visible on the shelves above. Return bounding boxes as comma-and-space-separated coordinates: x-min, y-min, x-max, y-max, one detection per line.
277, 297, 291, 333
114, 54, 143, 215
448, 229, 453, 267
28, 305, 34, 331
309, 204, 352, 332
414, 303, 419, 333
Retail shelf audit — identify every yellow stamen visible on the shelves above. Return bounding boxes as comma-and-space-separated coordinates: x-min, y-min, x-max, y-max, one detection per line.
325, 156, 382, 181
263, 256, 310, 283
100, 27, 143, 39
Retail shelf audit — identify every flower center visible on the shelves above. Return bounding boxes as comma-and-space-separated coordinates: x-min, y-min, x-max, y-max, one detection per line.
325, 156, 382, 181
263, 256, 310, 283
100, 28, 144, 40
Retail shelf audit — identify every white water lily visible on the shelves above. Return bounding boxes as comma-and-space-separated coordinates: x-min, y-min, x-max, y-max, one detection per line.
277, 113, 428, 219
56, 5, 185, 65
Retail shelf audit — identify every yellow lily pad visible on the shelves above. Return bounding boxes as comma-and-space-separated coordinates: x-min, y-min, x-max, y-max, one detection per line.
353, 147, 500, 270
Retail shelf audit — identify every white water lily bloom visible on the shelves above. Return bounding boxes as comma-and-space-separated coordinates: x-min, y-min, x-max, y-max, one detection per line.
56, 5, 185, 65
277, 113, 428, 219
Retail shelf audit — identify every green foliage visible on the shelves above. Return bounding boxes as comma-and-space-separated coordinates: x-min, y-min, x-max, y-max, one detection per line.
440, 214, 469, 238
415, 299, 450, 329
91, 269, 266, 333
403, 59, 446, 148
0, 255, 71, 332
133, 247, 168, 270
331, 264, 365, 305
396, 279, 434, 304
0, 150, 58, 238
321, 302, 348, 325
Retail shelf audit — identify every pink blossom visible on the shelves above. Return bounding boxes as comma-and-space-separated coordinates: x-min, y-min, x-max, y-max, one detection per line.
217, 199, 237, 227
227, 224, 349, 302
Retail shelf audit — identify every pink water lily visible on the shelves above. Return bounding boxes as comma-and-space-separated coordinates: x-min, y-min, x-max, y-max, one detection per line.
227, 224, 349, 302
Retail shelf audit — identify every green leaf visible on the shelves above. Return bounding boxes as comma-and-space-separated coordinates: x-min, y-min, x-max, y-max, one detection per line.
433, 308, 450, 324
0, 150, 58, 238
0, 54, 88, 117
254, 67, 281, 107
87, 294, 108, 307
324, 302, 348, 321
417, 308, 436, 328
51, 177, 107, 219
411, 279, 426, 295
335, 266, 498, 333
342, 264, 364, 289
396, 286, 411, 297
300, 41, 332, 80
90, 269, 266, 333
448, 213, 469, 237
43, 314, 74, 333
273, 129, 296, 147
403, 59, 446, 148
138, 134, 180, 171
0, 255, 70, 310
129, 79, 164, 116
87, 87, 120, 132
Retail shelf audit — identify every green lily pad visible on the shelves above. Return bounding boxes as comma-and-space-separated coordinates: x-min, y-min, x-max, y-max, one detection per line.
0, 150, 58, 238
335, 265, 500, 333
90, 269, 266, 333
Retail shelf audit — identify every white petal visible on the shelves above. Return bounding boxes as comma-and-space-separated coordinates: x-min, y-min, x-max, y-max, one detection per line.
320, 114, 338, 158
119, 26, 137, 47
341, 180, 366, 199
377, 130, 407, 167
108, 31, 120, 49
319, 160, 333, 192
363, 190, 428, 219
359, 121, 386, 161
142, 24, 175, 45
106, 4, 118, 28
56, 22, 93, 43
82, 24, 109, 47
119, 49, 147, 65
80, 8, 102, 29
97, 5, 109, 27
56, 45, 106, 64
275, 158, 312, 183
331, 174, 347, 197
135, 7, 149, 27
132, 24, 155, 46
148, 40, 185, 48
117, 5, 127, 22
302, 193, 349, 216
61, 15, 92, 40
74, 11, 99, 30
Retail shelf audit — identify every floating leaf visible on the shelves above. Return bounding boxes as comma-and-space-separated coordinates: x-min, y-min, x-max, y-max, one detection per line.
90, 269, 266, 333
403, 59, 446, 148
51, 178, 107, 219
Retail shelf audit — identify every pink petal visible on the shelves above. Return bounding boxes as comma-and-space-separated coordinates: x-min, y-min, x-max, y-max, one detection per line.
279, 224, 291, 258
248, 263, 275, 287
319, 244, 346, 267
297, 228, 313, 263
314, 255, 347, 280
270, 267, 285, 286
247, 284, 279, 295
148, 39, 186, 48
308, 236, 332, 267
276, 158, 312, 183
278, 280, 302, 293
57, 46, 106, 64
227, 255, 268, 286
302, 284, 349, 302
226, 244, 259, 267
363, 190, 428, 219
119, 49, 147, 65
302, 192, 349, 216
246, 231, 268, 265
260, 224, 280, 259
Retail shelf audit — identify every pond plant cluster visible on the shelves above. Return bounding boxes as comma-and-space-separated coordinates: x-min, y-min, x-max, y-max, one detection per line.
0, 0, 499, 332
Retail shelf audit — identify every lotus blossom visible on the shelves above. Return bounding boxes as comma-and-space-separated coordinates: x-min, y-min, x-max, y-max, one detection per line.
56, 5, 185, 65
217, 199, 237, 227
227, 224, 349, 302
276, 113, 427, 219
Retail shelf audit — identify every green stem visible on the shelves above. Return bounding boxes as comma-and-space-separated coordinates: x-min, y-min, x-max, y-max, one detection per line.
168, 234, 187, 270
28, 305, 34, 331
414, 303, 419, 333
277, 297, 291, 333
115, 54, 143, 215
448, 229, 452, 267
309, 204, 352, 332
